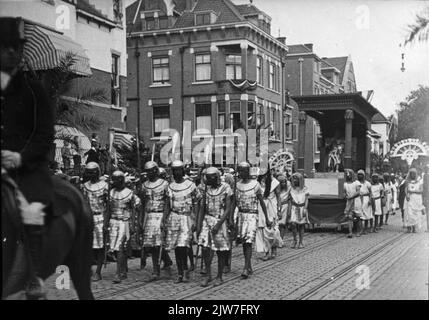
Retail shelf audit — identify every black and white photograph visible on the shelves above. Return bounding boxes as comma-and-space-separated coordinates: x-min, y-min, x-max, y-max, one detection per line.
1, 0, 429, 306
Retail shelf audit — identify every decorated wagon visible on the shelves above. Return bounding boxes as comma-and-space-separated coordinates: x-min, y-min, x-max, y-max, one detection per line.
292, 93, 381, 226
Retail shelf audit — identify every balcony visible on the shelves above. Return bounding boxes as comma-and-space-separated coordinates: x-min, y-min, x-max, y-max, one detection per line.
215, 79, 257, 93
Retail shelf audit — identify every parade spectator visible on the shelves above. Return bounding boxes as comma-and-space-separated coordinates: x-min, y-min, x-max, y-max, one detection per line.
256, 166, 282, 260
404, 168, 425, 233
85, 139, 100, 164
61, 141, 72, 173
343, 170, 362, 238
99, 144, 110, 175
370, 174, 383, 232
287, 172, 310, 248
277, 175, 291, 240
355, 170, 372, 235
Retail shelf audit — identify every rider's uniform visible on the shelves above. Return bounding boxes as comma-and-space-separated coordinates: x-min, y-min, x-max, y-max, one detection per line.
141, 178, 169, 247
109, 187, 141, 251
82, 180, 108, 249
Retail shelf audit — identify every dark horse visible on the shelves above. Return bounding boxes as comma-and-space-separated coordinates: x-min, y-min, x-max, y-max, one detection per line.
2, 172, 94, 300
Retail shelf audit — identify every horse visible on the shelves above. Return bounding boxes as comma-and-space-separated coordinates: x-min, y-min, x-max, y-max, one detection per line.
2, 172, 94, 300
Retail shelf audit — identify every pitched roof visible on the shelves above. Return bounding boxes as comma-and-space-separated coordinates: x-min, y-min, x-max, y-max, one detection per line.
76, 0, 110, 21
323, 56, 348, 82
287, 44, 313, 54
372, 112, 389, 123
235, 4, 261, 16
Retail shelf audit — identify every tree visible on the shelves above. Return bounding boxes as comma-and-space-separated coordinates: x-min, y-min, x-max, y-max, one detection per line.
115, 139, 151, 173
404, 6, 429, 45
396, 85, 429, 143
31, 52, 107, 146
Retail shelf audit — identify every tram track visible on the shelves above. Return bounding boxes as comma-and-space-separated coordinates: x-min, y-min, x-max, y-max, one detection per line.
95, 234, 344, 300
176, 234, 344, 300
295, 232, 409, 300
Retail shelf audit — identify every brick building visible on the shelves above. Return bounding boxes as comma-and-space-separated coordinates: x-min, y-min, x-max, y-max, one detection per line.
0, 0, 128, 146
285, 43, 357, 173
126, 0, 298, 166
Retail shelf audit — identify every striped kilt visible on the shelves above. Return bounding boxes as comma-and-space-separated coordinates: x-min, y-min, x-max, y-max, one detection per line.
143, 212, 163, 247
92, 214, 104, 249
237, 212, 259, 244
109, 219, 130, 252
198, 215, 230, 251
165, 212, 192, 250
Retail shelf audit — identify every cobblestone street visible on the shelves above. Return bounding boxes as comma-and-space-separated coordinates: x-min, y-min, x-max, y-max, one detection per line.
45, 211, 428, 300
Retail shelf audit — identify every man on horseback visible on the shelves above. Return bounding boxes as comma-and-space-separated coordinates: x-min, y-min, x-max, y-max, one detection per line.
1, 17, 55, 299
81, 162, 109, 282
108, 170, 141, 284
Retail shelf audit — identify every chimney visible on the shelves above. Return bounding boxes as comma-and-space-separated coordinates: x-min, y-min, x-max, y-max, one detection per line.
304, 43, 313, 51
277, 37, 286, 44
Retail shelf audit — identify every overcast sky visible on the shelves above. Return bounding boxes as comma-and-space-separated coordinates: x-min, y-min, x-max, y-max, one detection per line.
126, 0, 429, 117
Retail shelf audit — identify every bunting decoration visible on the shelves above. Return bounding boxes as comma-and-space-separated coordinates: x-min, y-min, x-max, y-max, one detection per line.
229, 79, 258, 91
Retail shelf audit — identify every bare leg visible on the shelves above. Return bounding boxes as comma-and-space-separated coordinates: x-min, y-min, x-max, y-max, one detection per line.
174, 247, 183, 283
92, 249, 103, 281
214, 251, 226, 286
291, 224, 297, 248
241, 243, 252, 278
150, 246, 161, 281
298, 225, 305, 248
200, 247, 212, 287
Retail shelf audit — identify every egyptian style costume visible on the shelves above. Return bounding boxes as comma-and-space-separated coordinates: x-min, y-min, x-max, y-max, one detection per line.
235, 179, 263, 243
82, 180, 109, 249
165, 179, 201, 249
109, 187, 141, 251
198, 182, 232, 251
142, 178, 169, 247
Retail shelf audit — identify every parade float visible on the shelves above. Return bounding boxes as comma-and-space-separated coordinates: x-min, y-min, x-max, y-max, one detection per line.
292, 93, 380, 226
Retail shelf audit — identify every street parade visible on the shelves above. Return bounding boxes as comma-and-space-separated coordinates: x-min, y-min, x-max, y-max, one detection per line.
1, 0, 429, 303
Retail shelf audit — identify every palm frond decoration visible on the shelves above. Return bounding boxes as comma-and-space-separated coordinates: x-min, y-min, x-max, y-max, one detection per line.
404, 7, 429, 45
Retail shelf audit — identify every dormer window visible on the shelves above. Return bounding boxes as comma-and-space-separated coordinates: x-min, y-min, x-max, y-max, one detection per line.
159, 16, 168, 29
195, 11, 217, 25
146, 17, 157, 30
196, 13, 210, 25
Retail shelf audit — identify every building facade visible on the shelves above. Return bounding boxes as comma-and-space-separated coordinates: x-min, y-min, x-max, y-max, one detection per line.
126, 0, 298, 166
371, 112, 391, 156
285, 43, 357, 173
0, 0, 128, 144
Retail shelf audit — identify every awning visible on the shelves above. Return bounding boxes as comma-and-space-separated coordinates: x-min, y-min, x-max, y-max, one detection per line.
23, 22, 92, 76
54, 125, 91, 167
